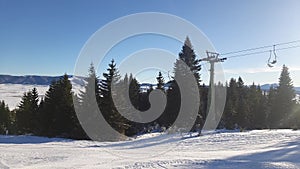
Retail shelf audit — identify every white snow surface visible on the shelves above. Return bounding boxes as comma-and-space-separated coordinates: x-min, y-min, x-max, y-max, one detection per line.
1, 130, 300, 169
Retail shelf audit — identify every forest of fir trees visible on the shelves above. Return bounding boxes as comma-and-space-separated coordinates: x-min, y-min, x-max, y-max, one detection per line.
1, 37, 300, 140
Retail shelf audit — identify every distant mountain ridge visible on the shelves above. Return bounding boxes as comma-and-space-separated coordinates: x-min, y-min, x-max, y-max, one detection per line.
260, 83, 279, 91
261, 83, 300, 94
0, 75, 73, 85
1, 75, 299, 94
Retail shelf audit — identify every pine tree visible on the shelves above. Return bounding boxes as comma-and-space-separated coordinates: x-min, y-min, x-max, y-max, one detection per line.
248, 84, 267, 129
58, 74, 81, 137
223, 78, 238, 129
128, 74, 140, 110
156, 71, 165, 91
118, 74, 142, 136
0, 100, 11, 134
40, 74, 80, 138
39, 80, 56, 136
160, 80, 181, 129
171, 37, 202, 131
256, 86, 268, 129
178, 36, 201, 84
31, 88, 40, 134
267, 85, 277, 128
236, 77, 249, 129
199, 84, 209, 127
16, 88, 39, 134
77, 63, 102, 140
99, 59, 128, 138
269, 65, 295, 128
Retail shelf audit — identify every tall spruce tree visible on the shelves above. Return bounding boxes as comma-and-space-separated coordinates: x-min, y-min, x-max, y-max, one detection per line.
269, 65, 295, 128
172, 37, 201, 131
128, 74, 140, 111
236, 77, 249, 129
99, 59, 128, 136
118, 74, 141, 136
248, 84, 267, 129
16, 88, 39, 134
156, 71, 165, 91
267, 85, 277, 128
40, 74, 80, 138
223, 78, 238, 129
78, 63, 102, 140
31, 88, 40, 134
178, 36, 201, 84
0, 100, 11, 134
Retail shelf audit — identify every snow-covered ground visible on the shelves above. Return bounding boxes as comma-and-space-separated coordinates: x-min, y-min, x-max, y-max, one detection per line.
1, 130, 300, 169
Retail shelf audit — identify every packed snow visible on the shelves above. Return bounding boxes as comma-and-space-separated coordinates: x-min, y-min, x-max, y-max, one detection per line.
1, 130, 300, 169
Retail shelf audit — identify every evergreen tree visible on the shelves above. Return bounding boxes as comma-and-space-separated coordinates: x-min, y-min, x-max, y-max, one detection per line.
172, 37, 202, 131
236, 77, 249, 129
248, 84, 267, 129
160, 80, 181, 129
269, 65, 295, 128
31, 88, 40, 134
99, 59, 128, 137
267, 85, 277, 128
0, 100, 11, 134
40, 74, 81, 138
222, 78, 238, 129
156, 71, 165, 90
77, 63, 102, 140
16, 88, 39, 134
118, 74, 142, 136
178, 36, 201, 84
59, 74, 82, 138
128, 74, 140, 110
199, 84, 209, 127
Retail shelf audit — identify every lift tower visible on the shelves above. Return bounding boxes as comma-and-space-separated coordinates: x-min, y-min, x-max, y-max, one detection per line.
200, 51, 227, 121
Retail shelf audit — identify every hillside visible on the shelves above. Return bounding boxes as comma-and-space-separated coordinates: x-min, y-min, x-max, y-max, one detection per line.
0, 75, 73, 85
0, 76, 84, 110
0, 75, 299, 109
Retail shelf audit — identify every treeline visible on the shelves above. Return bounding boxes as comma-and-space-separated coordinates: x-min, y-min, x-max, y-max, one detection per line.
220, 67, 299, 130
0, 37, 299, 140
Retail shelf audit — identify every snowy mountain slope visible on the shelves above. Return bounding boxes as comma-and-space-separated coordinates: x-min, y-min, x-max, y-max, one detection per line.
0, 130, 300, 169
0, 77, 84, 110
0, 84, 49, 110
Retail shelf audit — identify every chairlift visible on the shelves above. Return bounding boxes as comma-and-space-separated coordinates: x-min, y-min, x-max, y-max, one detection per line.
267, 63, 274, 68
267, 45, 277, 67
271, 45, 277, 64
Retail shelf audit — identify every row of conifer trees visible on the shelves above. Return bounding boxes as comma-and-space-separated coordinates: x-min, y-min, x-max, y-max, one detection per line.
0, 37, 299, 140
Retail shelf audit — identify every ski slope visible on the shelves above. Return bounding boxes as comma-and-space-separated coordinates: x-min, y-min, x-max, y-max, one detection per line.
1, 130, 300, 169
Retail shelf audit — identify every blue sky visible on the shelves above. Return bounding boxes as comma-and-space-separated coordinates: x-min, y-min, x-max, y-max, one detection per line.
1, 0, 300, 85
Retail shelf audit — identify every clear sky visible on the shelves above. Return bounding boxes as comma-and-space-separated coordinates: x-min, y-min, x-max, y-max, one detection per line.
1, 0, 300, 86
